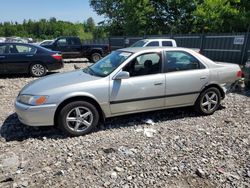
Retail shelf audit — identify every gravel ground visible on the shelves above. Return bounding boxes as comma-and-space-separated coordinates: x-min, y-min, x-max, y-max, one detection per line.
0, 62, 249, 188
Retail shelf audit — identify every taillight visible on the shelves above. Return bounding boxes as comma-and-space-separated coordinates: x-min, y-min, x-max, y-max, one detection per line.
52, 53, 62, 61
236, 70, 243, 78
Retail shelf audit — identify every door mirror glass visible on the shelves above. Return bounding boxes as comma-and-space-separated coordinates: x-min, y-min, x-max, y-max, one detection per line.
114, 71, 130, 80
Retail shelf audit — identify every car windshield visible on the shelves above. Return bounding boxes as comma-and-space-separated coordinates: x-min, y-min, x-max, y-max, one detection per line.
85, 51, 132, 77
131, 40, 147, 47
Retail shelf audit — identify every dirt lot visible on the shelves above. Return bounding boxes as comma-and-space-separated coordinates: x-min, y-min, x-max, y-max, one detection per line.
0, 62, 250, 188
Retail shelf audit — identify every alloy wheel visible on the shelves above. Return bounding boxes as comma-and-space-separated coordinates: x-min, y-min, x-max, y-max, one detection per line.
66, 106, 94, 132
201, 91, 219, 113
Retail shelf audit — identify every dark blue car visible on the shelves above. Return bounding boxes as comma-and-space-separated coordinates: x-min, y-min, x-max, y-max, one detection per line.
0, 43, 63, 77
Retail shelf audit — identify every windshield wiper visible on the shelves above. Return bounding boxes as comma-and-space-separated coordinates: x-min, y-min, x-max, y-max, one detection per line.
87, 67, 95, 75
87, 67, 105, 77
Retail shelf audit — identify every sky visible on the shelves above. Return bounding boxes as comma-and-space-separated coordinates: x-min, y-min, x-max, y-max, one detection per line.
0, 0, 105, 24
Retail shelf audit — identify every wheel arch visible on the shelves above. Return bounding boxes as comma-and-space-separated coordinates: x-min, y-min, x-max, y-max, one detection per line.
29, 61, 48, 71
200, 83, 225, 99
54, 96, 105, 126
29, 61, 48, 76
90, 49, 103, 56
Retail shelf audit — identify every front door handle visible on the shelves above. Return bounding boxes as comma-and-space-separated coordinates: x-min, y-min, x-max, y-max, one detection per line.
26, 54, 33, 57
0, 56, 5, 59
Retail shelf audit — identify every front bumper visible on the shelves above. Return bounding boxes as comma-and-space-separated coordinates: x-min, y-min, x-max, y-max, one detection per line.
15, 100, 57, 126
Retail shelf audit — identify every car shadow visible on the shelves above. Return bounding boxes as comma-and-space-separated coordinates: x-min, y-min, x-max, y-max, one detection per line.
0, 72, 60, 79
0, 73, 31, 79
0, 106, 225, 142
232, 87, 250, 97
0, 113, 67, 142
63, 59, 90, 64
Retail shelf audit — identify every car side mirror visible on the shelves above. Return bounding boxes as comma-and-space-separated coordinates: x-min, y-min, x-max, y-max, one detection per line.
114, 71, 130, 80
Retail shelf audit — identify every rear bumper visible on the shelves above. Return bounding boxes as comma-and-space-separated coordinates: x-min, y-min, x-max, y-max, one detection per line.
221, 80, 243, 94
15, 100, 56, 126
47, 61, 64, 71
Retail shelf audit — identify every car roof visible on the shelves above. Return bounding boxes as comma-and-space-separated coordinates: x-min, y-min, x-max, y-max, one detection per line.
117, 47, 192, 53
0, 42, 36, 46
0, 42, 54, 52
138, 38, 175, 42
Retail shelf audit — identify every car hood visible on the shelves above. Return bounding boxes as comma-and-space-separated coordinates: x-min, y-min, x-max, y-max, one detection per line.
20, 70, 100, 95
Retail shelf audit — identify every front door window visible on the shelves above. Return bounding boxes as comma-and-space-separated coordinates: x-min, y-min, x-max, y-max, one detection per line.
123, 52, 162, 76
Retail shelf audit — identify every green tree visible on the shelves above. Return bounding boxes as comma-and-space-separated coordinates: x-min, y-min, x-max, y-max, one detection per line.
89, 0, 155, 35
85, 17, 96, 32
193, 0, 243, 32
0, 18, 97, 40
90, 0, 250, 35
149, 0, 196, 34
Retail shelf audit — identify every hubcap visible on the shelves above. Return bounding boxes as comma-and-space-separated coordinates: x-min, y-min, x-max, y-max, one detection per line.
66, 107, 93, 132
201, 91, 219, 113
93, 54, 101, 62
32, 64, 45, 76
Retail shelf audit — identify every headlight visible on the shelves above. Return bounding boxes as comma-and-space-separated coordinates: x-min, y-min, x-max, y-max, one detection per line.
18, 95, 48, 106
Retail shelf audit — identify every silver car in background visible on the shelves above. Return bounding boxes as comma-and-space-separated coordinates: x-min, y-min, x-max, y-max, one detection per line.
15, 47, 242, 136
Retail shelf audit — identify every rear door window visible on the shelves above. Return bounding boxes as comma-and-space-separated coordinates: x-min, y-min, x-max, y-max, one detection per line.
162, 41, 173, 47
8, 44, 36, 54
70, 38, 81, 45
164, 51, 205, 72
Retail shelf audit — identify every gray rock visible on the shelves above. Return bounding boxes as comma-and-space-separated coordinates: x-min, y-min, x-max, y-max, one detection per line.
114, 166, 124, 172
110, 171, 117, 179
55, 170, 65, 176
196, 168, 206, 178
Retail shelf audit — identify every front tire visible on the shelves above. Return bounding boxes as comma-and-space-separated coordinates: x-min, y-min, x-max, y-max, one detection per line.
30, 63, 47, 77
195, 87, 221, 115
57, 101, 99, 136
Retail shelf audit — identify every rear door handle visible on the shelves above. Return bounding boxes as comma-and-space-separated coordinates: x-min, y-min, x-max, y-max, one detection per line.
26, 54, 33, 57
200, 76, 207, 80
154, 82, 163, 86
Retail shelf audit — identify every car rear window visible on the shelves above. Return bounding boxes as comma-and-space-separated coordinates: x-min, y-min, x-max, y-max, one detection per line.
162, 41, 173, 47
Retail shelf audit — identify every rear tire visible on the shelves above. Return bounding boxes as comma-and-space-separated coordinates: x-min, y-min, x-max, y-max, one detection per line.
245, 79, 250, 88
57, 101, 99, 136
195, 87, 221, 115
30, 63, 47, 77
90, 53, 102, 63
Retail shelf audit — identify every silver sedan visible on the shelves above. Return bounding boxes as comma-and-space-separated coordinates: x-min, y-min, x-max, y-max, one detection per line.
15, 47, 242, 136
